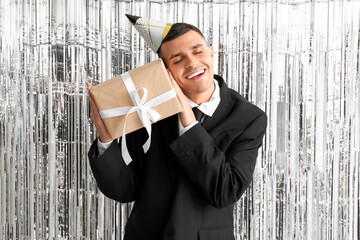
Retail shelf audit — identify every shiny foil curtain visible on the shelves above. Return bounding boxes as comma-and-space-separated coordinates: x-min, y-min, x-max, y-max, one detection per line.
0, 0, 359, 239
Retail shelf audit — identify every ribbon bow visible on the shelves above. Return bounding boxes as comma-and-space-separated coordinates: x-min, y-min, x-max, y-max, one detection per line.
99, 72, 177, 165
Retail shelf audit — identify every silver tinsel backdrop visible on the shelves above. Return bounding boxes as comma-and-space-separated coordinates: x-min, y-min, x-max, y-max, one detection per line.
0, 0, 359, 239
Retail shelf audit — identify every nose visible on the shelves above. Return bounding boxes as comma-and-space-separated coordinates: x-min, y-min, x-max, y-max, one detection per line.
184, 54, 197, 69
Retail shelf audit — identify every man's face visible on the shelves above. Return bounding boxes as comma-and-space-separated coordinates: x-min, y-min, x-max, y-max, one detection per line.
160, 30, 214, 99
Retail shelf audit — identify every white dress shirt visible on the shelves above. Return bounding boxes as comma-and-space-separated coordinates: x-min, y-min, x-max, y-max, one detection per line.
177, 79, 220, 135
97, 79, 221, 156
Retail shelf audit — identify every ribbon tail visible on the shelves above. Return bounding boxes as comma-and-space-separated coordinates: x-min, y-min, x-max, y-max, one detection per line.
148, 109, 161, 122
138, 109, 152, 153
142, 127, 151, 152
121, 114, 133, 165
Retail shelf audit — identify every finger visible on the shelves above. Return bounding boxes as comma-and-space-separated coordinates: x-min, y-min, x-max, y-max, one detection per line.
167, 70, 180, 90
87, 89, 96, 108
167, 69, 183, 96
167, 68, 174, 80
171, 79, 186, 100
167, 69, 182, 90
87, 86, 99, 116
86, 82, 97, 109
86, 83, 112, 141
171, 78, 179, 90
86, 82, 93, 91
89, 94, 97, 110
171, 79, 182, 97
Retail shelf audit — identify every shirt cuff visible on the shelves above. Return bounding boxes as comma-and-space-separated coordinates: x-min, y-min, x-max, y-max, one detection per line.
97, 137, 113, 156
178, 116, 198, 136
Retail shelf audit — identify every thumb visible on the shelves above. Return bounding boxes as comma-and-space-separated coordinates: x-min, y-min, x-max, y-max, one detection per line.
86, 82, 93, 91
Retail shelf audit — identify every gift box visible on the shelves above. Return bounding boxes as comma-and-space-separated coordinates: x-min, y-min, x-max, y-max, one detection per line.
90, 58, 182, 141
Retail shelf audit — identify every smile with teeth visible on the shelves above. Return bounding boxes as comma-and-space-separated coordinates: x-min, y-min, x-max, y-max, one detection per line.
186, 69, 205, 79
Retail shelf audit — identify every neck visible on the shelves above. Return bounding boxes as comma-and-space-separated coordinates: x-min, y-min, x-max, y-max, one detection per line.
186, 82, 215, 105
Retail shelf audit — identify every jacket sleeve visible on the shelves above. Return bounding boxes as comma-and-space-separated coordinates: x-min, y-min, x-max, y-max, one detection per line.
169, 112, 267, 208
88, 128, 147, 203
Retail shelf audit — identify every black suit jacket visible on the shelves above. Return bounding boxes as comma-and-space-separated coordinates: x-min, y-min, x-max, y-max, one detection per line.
88, 75, 267, 240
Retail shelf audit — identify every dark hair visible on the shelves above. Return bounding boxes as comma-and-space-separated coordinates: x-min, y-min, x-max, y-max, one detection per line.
157, 23, 206, 57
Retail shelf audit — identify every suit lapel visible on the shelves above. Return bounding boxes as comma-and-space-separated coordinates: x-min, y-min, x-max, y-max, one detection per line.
202, 75, 233, 131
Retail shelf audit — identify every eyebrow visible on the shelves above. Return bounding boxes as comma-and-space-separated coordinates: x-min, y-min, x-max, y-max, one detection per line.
169, 43, 204, 60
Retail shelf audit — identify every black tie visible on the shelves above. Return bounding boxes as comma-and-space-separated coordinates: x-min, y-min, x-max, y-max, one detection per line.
193, 107, 205, 123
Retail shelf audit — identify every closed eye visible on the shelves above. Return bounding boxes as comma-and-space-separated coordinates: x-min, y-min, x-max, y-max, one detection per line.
174, 58, 182, 64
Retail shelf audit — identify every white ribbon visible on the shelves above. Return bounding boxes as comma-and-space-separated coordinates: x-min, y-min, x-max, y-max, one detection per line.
99, 72, 177, 165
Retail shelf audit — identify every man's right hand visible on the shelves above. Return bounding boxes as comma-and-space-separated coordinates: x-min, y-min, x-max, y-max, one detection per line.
87, 82, 112, 143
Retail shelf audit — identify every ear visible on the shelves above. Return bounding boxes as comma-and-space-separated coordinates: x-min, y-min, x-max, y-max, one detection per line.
208, 46, 214, 59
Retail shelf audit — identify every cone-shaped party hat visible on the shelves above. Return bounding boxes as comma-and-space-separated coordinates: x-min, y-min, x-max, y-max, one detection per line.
126, 14, 173, 53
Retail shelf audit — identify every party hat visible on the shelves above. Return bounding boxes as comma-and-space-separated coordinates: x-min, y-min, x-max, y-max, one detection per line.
126, 14, 173, 53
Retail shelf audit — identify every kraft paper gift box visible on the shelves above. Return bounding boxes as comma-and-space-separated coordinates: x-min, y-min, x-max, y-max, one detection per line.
90, 58, 182, 141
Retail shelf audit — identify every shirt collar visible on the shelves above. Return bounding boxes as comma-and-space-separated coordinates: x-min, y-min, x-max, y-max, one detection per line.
187, 79, 221, 117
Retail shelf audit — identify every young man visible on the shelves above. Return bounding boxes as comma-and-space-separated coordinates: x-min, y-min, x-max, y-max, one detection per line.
87, 18, 267, 240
